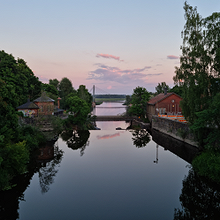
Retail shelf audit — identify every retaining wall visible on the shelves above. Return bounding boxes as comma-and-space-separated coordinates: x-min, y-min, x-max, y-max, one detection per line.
151, 115, 198, 147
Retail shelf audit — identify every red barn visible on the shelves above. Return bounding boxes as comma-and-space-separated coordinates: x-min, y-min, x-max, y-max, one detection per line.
147, 92, 182, 121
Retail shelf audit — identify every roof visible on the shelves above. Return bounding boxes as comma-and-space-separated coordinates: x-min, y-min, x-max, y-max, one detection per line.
17, 99, 39, 109
33, 92, 55, 103
148, 92, 181, 105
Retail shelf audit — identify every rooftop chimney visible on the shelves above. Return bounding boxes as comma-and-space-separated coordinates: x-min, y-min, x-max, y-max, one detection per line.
164, 87, 167, 95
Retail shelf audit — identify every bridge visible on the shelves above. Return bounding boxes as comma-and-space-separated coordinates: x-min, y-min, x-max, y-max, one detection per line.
95, 115, 133, 121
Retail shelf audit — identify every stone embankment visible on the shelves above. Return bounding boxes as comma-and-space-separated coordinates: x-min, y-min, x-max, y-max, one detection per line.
151, 115, 198, 147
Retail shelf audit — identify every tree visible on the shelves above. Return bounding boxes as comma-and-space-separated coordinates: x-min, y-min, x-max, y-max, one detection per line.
173, 2, 220, 125
59, 77, 75, 98
59, 77, 76, 109
169, 85, 184, 97
49, 79, 59, 90
64, 96, 91, 129
128, 86, 150, 119
77, 85, 92, 108
155, 82, 170, 95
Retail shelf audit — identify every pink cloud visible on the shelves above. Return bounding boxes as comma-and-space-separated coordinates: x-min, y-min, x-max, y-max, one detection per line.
167, 55, 179, 59
107, 85, 112, 89
96, 53, 124, 62
88, 64, 161, 84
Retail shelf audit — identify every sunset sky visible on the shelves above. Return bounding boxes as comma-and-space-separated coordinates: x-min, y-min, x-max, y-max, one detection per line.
1, 0, 220, 94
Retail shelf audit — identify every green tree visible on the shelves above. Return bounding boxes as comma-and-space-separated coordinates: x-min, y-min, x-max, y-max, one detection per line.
155, 82, 170, 95
59, 77, 75, 98
49, 78, 59, 90
64, 96, 91, 129
169, 85, 184, 97
77, 85, 92, 108
128, 86, 150, 120
59, 77, 76, 109
173, 2, 220, 125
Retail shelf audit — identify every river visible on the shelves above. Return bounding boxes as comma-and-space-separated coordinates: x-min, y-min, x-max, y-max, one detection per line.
1, 102, 219, 219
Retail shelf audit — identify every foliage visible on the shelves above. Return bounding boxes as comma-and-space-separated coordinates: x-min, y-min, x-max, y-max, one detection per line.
61, 130, 90, 156
169, 85, 184, 97
173, 2, 220, 147
77, 85, 93, 108
64, 96, 91, 129
59, 77, 75, 97
128, 86, 150, 119
58, 77, 76, 109
192, 150, 220, 183
174, 168, 220, 219
41, 83, 59, 104
0, 141, 29, 190
155, 82, 170, 95
49, 78, 59, 90
123, 95, 132, 105
0, 51, 42, 106
173, 2, 220, 123
131, 129, 150, 148
190, 93, 220, 147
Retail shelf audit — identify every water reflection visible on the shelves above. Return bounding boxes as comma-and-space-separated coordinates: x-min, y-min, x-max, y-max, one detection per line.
61, 130, 90, 156
37, 144, 63, 194
174, 168, 220, 219
131, 129, 151, 148
97, 132, 123, 140
0, 141, 63, 219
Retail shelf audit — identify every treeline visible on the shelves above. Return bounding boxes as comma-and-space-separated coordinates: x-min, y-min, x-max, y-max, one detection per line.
94, 94, 126, 99
0, 50, 94, 190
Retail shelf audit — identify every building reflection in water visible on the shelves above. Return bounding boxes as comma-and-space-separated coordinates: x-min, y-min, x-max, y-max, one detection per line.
37, 142, 63, 194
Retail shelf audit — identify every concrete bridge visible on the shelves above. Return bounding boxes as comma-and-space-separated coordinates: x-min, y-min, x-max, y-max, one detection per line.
95, 115, 133, 121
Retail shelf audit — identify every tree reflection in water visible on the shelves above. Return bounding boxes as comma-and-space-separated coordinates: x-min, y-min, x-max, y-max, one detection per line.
174, 168, 220, 219
37, 144, 63, 194
61, 130, 90, 156
131, 129, 151, 148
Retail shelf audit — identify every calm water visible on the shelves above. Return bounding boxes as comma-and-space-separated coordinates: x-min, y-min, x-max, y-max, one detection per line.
2, 102, 211, 220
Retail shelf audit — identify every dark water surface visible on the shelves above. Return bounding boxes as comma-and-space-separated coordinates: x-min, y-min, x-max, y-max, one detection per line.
2, 102, 212, 220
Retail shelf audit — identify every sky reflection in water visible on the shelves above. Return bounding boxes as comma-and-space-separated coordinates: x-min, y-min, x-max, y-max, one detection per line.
18, 128, 189, 220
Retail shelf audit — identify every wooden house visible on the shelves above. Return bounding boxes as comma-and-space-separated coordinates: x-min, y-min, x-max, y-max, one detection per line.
147, 92, 182, 121
16, 99, 39, 117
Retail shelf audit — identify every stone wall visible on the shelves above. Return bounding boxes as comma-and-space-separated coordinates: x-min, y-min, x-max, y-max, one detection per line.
151, 115, 198, 147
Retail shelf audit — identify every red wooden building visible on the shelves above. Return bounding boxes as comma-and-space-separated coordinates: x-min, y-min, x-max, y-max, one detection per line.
147, 92, 182, 121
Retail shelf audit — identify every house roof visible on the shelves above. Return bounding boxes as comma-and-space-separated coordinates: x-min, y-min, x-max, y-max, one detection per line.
17, 99, 39, 109
148, 92, 181, 105
33, 92, 55, 103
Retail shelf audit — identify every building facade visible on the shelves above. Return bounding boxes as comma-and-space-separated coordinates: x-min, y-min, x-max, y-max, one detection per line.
147, 92, 182, 121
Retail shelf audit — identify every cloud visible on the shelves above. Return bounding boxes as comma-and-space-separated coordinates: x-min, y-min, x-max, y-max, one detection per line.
167, 55, 179, 59
87, 64, 161, 84
96, 53, 124, 62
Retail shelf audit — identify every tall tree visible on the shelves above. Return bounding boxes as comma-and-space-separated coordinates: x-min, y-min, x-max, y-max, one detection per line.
173, 2, 220, 147
49, 79, 59, 90
77, 85, 92, 107
59, 77, 76, 109
173, 2, 220, 124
